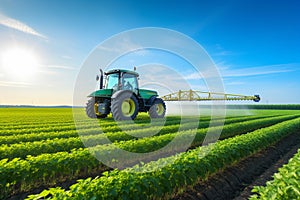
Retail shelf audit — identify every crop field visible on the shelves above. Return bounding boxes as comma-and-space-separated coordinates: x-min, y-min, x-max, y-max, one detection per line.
250, 148, 300, 200
0, 107, 300, 199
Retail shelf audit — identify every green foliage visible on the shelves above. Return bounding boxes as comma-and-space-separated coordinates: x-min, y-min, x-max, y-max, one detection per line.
226, 104, 300, 110
250, 149, 300, 200
0, 114, 273, 160
0, 108, 299, 199
1, 114, 295, 198
26, 117, 300, 200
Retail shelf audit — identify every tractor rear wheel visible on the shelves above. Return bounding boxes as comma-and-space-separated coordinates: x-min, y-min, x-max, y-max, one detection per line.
111, 91, 139, 120
86, 98, 107, 119
149, 98, 166, 118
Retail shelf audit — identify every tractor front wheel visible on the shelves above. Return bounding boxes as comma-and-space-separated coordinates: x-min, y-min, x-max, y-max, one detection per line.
111, 91, 139, 120
149, 98, 166, 118
86, 98, 107, 119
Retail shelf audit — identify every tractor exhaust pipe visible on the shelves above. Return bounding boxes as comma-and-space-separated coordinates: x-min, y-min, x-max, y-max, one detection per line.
96, 69, 104, 89
99, 69, 104, 89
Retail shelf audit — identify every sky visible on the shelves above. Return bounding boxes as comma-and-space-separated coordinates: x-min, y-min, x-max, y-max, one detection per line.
0, 0, 299, 105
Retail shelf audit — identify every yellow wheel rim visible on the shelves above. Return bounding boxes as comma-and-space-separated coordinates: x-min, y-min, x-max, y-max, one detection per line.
156, 103, 165, 115
121, 98, 136, 117
94, 103, 100, 115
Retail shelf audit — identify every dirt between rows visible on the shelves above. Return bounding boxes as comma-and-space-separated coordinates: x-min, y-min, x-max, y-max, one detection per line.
172, 132, 300, 200
9, 132, 300, 200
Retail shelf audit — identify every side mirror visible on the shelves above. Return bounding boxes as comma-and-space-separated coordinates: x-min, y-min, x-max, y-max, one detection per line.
96, 75, 99, 81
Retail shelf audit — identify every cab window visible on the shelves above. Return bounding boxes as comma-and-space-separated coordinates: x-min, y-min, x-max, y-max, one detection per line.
122, 73, 138, 92
105, 73, 119, 90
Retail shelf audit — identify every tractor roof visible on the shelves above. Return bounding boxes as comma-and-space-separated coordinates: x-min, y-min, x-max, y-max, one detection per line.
105, 69, 139, 76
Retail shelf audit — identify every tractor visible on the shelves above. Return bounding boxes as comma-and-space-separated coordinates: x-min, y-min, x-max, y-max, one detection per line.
86, 68, 260, 121
86, 68, 166, 120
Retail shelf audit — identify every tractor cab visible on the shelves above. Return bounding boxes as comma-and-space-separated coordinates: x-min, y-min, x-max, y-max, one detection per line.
104, 69, 139, 94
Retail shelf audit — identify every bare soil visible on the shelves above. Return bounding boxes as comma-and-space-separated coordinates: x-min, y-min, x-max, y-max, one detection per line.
172, 132, 300, 200
9, 132, 300, 200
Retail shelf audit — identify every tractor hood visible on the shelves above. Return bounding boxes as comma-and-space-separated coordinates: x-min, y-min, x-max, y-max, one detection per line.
88, 89, 113, 97
139, 89, 158, 99
88, 88, 158, 99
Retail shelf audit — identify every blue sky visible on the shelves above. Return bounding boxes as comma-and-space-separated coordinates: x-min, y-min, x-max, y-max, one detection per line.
0, 0, 299, 105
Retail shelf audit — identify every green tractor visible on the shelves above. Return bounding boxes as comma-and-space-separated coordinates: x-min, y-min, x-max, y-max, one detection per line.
86, 68, 166, 120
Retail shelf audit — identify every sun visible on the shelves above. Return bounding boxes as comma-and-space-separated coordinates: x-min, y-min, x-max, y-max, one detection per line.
1, 47, 39, 79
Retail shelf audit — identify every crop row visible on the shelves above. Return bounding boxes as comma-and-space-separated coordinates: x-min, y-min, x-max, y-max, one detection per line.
0, 108, 74, 123
0, 117, 202, 151
0, 120, 110, 136
0, 115, 198, 136
0, 116, 266, 145
0, 112, 279, 137
0, 115, 198, 141
26, 117, 300, 200
250, 148, 300, 200
0, 109, 202, 132
0, 114, 277, 159
0, 121, 75, 130
0, 115, 297, 196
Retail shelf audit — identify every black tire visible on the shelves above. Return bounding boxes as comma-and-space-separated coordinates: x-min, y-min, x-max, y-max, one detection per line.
85, 98, 107, 119
149, 98, 166, 118
111, 91, 139, 120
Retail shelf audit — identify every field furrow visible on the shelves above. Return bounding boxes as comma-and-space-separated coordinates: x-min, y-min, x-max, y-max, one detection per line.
0, 115, 297, 197
250, 148, 300, 200
1, 108, 299, 200
0, 114, 283, 159
0, 115, 264, 146
26, 117, 300, 200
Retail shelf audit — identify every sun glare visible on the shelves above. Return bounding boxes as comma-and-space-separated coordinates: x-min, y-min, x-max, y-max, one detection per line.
1, 47, 39, 79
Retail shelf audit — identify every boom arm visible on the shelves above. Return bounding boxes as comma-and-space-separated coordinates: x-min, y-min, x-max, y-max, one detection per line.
161, 90, 260, 102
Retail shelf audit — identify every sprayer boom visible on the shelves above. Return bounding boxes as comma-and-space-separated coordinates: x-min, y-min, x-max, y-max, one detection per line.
161, 90, 260, 102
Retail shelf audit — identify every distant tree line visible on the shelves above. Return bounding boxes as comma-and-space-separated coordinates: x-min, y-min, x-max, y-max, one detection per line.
195, 104, 300, 110
226, 104, 300, 110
